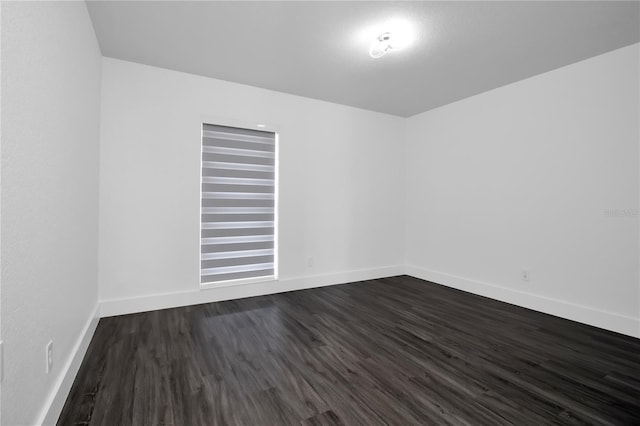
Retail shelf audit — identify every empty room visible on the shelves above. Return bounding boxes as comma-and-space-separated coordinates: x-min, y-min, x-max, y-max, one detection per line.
1, 1, 639, 425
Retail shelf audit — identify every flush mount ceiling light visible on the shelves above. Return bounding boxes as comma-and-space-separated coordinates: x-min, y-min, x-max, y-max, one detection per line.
358, 18, 416, 59
369, 32, 395, 58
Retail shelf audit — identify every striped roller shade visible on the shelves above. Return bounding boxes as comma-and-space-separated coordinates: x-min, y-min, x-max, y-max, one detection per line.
201, 123, 277, 284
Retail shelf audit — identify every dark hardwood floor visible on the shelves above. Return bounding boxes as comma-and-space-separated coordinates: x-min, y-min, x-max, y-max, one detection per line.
58, 275, 640, 425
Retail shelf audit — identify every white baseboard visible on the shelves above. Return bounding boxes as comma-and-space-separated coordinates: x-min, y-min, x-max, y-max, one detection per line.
405, 265, 640, 338
99, 265, 405, 317
100, 264, 639, 338
36, 303, 101, 426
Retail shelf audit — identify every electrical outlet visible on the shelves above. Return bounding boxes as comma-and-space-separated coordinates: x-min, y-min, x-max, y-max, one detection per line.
46, 340, 53, 374
521, 269, 530, 282
306, 257, 314, 268
0, 341, 4, 383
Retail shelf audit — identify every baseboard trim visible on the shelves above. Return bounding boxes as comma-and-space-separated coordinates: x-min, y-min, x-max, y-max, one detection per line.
405, 265, 640, 338
99, 265, 405, 317
36, 303, 100, 426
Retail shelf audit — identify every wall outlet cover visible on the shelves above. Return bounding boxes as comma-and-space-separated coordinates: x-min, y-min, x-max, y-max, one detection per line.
46, 340, 53, 374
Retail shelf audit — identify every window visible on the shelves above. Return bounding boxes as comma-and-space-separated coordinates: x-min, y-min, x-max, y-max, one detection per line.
200, 123, 277, 285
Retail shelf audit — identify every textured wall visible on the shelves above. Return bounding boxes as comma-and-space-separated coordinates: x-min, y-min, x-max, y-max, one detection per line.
1, 2, 102, 424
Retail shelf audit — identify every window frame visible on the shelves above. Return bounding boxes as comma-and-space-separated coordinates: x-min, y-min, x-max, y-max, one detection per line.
199, 117, 279, 289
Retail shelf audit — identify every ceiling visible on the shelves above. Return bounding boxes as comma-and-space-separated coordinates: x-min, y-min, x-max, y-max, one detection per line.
86, 1, 640, 117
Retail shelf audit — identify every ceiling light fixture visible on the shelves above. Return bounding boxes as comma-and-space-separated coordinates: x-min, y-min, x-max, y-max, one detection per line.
369, 32, 395, 58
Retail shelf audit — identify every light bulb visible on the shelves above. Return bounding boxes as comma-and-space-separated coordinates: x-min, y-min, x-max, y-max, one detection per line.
369, 32, 394, 58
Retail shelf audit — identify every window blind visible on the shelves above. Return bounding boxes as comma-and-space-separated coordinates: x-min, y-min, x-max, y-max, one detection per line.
201, 123, 276, 284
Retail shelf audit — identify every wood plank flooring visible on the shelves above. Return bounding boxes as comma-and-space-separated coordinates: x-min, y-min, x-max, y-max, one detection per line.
58, 275, 640, 425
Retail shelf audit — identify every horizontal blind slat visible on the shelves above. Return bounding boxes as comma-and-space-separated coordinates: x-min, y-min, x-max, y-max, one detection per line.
202, 130, 275, 144
201, 248, 275, 260
202, 227, 274, 238
201, 199, 274, 209
202, 206, 274, 214
202, 235, 273, 245
201, 241, 274, 253
203, 169, 274, 181
202, 184, 274, 194
202, 192, 274, 200
202, 153, 274, 166
203, 137, 275, 152
201, 255, 274, 269
202, 161, 274, 172
202, 145, 275, 158
202, 213, 274, 223
201, 262, 274, 276
202, 176, 275, 186
200, 270, 275, 284
202, 221, 274, 229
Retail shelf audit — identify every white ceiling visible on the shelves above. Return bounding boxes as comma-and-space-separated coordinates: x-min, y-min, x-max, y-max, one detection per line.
86, 1, 640, 117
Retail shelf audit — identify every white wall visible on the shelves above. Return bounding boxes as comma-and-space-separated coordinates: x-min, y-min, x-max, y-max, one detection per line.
98, 58, 405, 312
405, 44, 640, 337
1, 2, 102, 425
100, 46, 640, 337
